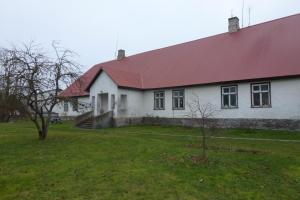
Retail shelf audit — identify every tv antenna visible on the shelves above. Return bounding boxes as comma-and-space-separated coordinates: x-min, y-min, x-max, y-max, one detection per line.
248, 7, 252, 26
242, 0, 245, 28
114, 32, 119, 59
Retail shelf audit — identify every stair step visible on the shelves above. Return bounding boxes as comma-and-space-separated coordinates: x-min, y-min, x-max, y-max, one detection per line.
77, 125, 93, 129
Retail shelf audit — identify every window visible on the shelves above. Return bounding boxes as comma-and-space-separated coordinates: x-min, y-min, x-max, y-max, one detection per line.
91, 96, 95, 110
64, 101, 69, 112
172, 89, 185, 110
119, 94, 127, 110
221, 85, 238, 108
154, 91, 165, 110
251, 82, 271, 107
72, 98, 78, 111
111, 94, 115, 110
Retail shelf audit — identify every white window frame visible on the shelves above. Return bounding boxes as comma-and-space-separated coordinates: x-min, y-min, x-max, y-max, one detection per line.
72, 98, 78, 112
172, 89, 185, 110
154, 91, 165, 110
64, 101, 69, 112
221, 85, 238, 109
251, 82, 271, 108
111, 94, 115, 110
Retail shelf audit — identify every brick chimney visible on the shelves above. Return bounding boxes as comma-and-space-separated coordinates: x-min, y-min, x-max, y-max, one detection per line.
228, 17, 240, 33
117, 49, 125, 60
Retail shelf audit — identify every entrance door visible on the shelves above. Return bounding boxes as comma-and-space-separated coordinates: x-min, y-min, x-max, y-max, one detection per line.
97, 93, 109, 115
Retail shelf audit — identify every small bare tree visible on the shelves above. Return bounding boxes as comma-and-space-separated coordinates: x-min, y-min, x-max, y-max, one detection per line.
187, 95, 217, 159
2, 41, 82, 140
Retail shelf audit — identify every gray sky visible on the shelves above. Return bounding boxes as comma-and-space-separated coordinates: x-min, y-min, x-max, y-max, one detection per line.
1, 0, 300, 71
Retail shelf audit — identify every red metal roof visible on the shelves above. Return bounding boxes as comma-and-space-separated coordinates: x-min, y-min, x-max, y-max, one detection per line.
61, 13, 300, 97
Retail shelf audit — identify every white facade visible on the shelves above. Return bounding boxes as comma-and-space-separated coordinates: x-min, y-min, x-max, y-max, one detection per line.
142, 78, 300, 119
58, 70, 300, 120
89, 71, 118, 116
53, 96, 90, 117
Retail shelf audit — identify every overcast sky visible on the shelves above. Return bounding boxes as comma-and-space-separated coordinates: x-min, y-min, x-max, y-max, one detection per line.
1, 0, 300, 71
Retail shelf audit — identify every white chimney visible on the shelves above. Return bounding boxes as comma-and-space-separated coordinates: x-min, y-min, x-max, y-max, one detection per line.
228, 17, 240, 33
117, 49, 125, 60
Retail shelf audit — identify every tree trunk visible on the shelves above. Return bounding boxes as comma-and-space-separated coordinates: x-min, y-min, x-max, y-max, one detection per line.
202, 127, 206, 158
38, 130, 45, 140
39, 121, 48, 140
38, 128, 48, 140
201, 119, 207, 159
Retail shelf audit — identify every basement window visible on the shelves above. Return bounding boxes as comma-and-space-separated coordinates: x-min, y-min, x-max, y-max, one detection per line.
221, 85, 238, 109
172, 89, 185, 110
154, 91, 165, 110
251, 82, 271, 108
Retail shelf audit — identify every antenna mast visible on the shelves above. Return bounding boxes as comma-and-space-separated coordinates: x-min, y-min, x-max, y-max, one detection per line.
242, 0, 245, 28
114, 32, 119, 59
248, 7, 251, 26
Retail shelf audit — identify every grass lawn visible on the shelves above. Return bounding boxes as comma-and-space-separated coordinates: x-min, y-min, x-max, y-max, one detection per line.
0, 121, 300, 200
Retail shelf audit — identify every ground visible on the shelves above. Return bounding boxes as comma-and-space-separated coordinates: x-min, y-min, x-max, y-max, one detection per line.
0, 121, 300, 200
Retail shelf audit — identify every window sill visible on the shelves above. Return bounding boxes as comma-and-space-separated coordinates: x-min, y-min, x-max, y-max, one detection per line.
172, 108, 185, 110
251, 105, 272, 108
221, 107, 239, 109
154, 108, 165, 110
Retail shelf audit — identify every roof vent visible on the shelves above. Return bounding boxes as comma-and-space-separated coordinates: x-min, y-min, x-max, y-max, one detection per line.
117, 49, 125, 60
228, 17, 240, 33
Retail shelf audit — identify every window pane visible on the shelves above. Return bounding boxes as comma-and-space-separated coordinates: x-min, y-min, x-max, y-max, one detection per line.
262, 92, 270, 106
111, 95, 115, 110
261, 84, 269, 91
230, 86, 236, 93
230, 94, 237, 107
253, 85, 260, 91
223, 95, 229, 107
160, 92, 164, 97
179, 98, 184, 108
174, 98, 178, 108
64, 102, 68, 112
223, 88, 229, 93
179, 90, 184, 96
159, 99, 164, 109
253, 93, 260, 106
155, 99, 159, 109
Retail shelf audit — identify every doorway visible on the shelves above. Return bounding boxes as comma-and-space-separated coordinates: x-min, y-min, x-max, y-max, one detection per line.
97, 93, 109, 115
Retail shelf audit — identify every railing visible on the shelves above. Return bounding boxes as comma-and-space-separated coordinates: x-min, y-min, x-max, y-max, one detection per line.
74, 111, 93, 126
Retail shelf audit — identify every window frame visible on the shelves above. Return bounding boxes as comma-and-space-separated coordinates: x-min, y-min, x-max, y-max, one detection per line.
221, 85, 238, 109
63, 101, 69, 112
172, 89, 185, 110
111, 94, 115, 110
153, 91, 165, 110
250, 82, 272, 108
72, 98, 78, 112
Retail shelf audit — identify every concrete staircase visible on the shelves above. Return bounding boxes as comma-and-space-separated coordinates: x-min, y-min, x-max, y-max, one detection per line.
77, 118, 93, 129
75, 111, 113, 129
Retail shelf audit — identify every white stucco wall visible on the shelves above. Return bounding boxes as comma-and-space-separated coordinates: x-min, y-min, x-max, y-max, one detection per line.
89, 71, 118, 116
53, 96, 90, 117
142, 78, 300, 119
58, 75, 300, 120
117, 88, 145, 117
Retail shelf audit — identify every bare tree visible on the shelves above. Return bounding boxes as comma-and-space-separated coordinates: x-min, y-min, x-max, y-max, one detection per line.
2, 41, 82, 140
187, 95, 218, 159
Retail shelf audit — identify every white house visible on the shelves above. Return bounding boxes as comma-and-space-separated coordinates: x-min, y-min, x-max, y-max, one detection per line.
59, 14, 300, 130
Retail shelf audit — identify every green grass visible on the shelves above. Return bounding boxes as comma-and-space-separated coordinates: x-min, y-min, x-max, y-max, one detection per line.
0, 121, 299, 200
